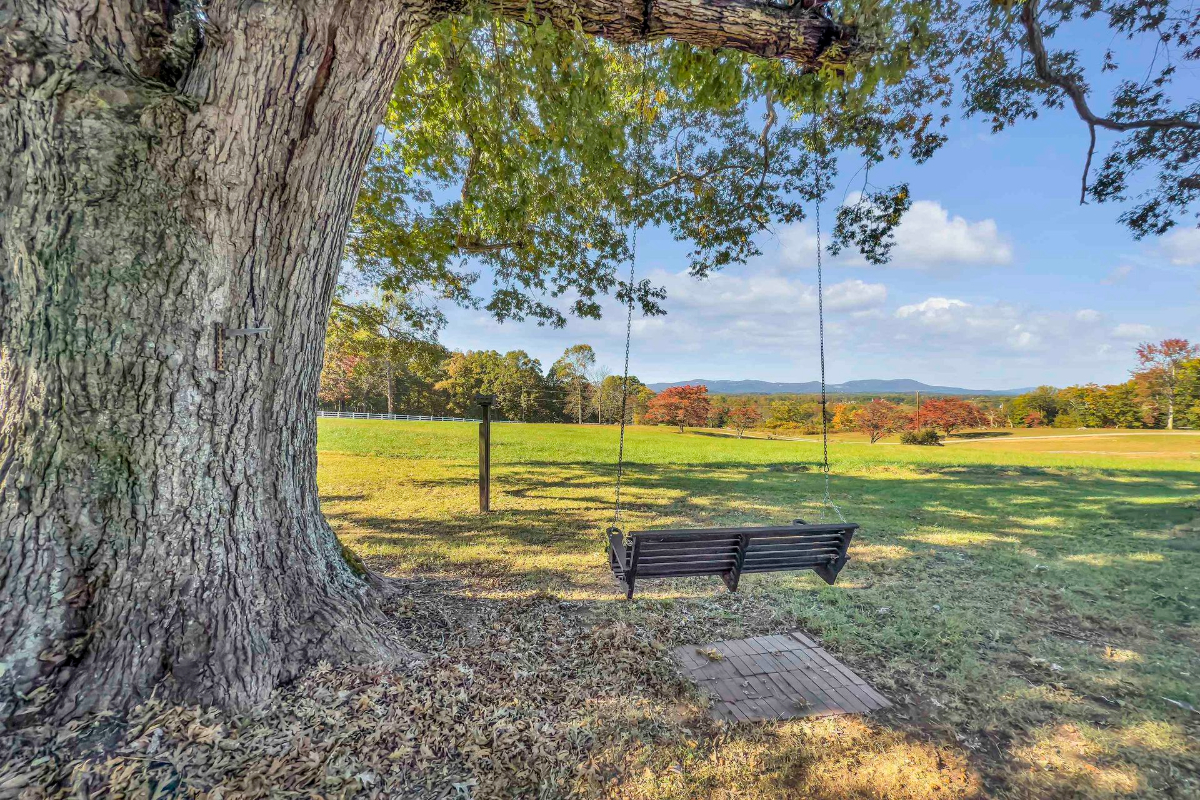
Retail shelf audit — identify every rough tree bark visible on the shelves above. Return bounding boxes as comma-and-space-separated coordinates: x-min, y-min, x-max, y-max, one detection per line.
0, 0, 854, 719
386, 360, 396, 415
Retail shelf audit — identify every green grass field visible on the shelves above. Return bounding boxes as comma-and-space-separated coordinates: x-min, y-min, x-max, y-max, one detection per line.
317, 419, 1200, 799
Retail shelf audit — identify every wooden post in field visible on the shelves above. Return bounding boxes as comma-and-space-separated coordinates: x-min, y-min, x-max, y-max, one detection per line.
476, 394, 494, 513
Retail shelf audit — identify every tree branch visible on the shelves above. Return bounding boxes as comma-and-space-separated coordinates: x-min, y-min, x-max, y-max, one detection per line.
1020, 0, 1200, 204
1020, 0, 1200, 135
490, 0, 857, 67
1081, 121, 1096, 205
455, 235, 527, 253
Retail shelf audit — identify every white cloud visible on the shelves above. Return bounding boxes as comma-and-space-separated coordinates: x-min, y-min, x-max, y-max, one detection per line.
884, 296, 1153, 358
893, 201, 1012, 267
826, 279, 888, 311
893, 297, 1045, 350
662, 270, 886, 317
576, 270, 891, 358
1112, 322, 1154, 340
895, 297, 971, 319
1160, 228, 1200, 266
778, 199, 1012, 270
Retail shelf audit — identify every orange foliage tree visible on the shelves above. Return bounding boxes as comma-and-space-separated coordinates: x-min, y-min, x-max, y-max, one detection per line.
1134, 338, 1200, 430
727, 403, 763, 438
917, 397, 988, 434
855, 399, 906, 443
643, 385, 712, 433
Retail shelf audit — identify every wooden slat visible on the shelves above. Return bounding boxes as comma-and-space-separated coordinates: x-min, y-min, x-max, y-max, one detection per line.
639, 549, 740, 561
742, 553, 837, 565
741, 560, 836, 573
632, 523, 857, 541
747, 543, 844, 556
744, 553, 839, 565
639, 565, 734, 577
639, 558, 739, 572
637, 553, 738, 565
743, 556, 840, 569
746, 547, 842, 559
747, 535, 849, 547
639, 541, 741, 554
744, 544, 840, 556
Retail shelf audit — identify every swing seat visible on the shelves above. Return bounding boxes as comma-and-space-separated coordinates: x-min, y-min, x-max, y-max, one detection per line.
608, 519, 857, 599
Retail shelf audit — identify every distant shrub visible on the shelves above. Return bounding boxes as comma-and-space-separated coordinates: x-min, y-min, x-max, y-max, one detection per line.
1052, 412, 1083, 429
900, 428, 943, 446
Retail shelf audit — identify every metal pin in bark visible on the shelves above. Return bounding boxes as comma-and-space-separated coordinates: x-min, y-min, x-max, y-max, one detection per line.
213, 323, 271, 372
475, 394, 495, 513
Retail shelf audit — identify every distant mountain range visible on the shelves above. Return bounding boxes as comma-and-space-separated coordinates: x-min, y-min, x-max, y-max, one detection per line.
645, 378, 1037, 396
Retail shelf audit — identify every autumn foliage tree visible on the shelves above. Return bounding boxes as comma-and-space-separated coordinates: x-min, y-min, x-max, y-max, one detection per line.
830, 403, 860, 432
1133, 339, 1200, 430
917, 397, 988, 434
318, 349, 364, 410
855, 399, 906, 443
643, 386, 712, 433
727, 404, 763, 438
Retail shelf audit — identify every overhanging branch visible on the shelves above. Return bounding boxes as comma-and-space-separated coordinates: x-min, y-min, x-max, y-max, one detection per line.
1019, 0, 1200, 203
1020, 0, 1200, 135
490, 0, 857, 67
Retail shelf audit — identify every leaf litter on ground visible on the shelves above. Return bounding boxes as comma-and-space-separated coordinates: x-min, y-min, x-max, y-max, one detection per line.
0, 583, 704, 799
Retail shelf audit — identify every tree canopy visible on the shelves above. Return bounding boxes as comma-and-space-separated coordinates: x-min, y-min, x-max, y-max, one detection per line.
346, 0, 1198, 329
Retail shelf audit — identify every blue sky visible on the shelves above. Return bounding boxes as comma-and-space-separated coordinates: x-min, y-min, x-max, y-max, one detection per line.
436, 93, 1198, 390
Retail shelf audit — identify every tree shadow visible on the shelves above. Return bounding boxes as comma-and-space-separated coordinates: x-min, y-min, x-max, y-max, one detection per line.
946, 430, 1014, 439
325, 453, 1200, 796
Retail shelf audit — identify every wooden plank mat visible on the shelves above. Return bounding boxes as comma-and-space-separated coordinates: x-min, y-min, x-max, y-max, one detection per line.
671, 631, 892, 722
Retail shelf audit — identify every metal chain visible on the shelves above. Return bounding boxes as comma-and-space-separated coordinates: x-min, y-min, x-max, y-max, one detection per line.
814, 156, 846, 524
611, 45, 652, 530
612, 230, 637, 528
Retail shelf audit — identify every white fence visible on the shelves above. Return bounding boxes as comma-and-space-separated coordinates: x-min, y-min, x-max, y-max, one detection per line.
317, 411, 526, 423
317, 410, 480, 422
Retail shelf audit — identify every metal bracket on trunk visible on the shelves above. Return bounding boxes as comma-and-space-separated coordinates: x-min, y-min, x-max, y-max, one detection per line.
214, 323, 271, 372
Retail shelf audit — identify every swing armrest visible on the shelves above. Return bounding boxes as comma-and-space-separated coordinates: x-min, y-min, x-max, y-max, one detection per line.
608, 533, 629, 577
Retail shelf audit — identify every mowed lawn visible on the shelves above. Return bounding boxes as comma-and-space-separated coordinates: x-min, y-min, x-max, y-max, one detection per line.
319, 420, 1200, 799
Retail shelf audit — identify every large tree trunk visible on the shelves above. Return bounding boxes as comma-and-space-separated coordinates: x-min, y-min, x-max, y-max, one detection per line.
1, 0, 852, 719
0, 0, 436, 719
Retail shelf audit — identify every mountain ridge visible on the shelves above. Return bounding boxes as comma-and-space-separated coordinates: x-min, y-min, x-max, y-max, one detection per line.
646, 378, 1037, 396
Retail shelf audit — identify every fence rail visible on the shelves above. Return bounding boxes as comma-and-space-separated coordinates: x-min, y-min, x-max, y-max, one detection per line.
317, 411, 481, 422
317, 410, 526, 423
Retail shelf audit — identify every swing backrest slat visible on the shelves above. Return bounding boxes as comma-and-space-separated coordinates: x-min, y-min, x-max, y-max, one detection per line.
608, 520, 857, 599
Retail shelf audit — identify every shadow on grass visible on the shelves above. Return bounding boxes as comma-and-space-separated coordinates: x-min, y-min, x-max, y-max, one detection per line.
329, 458, 1198, 622
323, 455, 1200, 797
946, 431, 1014, 440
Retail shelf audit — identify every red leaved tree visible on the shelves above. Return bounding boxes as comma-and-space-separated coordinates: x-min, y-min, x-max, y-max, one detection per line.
643, 385, 712, 433
318, 348, 364, 410
917, 397, 988, 434
727, 403, 763, 438
855, 399, 906, 443
1134, 338, 1199, 430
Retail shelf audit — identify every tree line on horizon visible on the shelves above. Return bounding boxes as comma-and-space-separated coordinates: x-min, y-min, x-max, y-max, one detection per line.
319, 303, 1199, 433
319, 303, 654, 423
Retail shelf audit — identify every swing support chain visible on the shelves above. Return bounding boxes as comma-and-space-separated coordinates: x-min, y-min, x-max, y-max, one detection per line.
611, 75, 849, 534
611, 42, 654, 532
813, 142, 846, 524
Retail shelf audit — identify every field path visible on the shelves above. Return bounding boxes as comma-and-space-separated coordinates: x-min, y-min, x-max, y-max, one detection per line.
942, 430, 1200, 444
